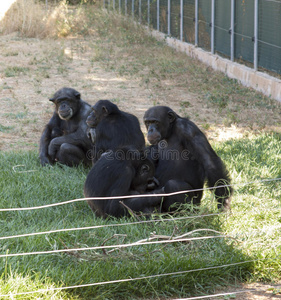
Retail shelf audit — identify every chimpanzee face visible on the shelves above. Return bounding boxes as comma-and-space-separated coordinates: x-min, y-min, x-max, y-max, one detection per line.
86, 103, 109, 128
144, 119, 162, 145
131, 158, 156, 193
50, 88, 81, 121
55, 99, 76, 120
86, 109, 99, 128
144, 106, 176, 145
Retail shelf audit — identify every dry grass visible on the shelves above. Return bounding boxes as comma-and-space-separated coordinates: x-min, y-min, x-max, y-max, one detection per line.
0, 1, 281, 153
0, 0, 95, 38
0, 0, 48, 37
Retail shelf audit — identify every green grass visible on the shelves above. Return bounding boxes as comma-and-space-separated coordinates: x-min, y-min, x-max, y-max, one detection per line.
0, 124, 14, 132
0, 133, 280, 299
4, 66, 30, 77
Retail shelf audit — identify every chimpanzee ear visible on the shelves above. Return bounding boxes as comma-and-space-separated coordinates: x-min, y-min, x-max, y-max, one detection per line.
74, 92, 81, 99
167, 110, 176, 123
140, 164, 150, 175
102, 106, 108, 115
49, 97, 55, 102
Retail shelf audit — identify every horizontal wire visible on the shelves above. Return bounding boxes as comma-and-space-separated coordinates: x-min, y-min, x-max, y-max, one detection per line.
258, 38, 281, 49
1, 177, 280, 212
264, 0, 281, 3
0, 235, 229, 258
0, 213, 221, 241
1, 205, 281, 241
0, 260, 256, 298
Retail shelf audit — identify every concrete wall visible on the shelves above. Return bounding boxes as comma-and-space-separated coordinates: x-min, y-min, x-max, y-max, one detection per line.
151, 30, 281, 102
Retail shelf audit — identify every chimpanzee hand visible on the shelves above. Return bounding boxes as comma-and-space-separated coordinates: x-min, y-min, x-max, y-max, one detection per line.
39, 154, 51, 166
48, 137, 62, 160
146, 177, 160, 191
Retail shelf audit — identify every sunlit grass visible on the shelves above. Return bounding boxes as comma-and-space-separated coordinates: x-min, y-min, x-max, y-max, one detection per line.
0, 133, 280, 298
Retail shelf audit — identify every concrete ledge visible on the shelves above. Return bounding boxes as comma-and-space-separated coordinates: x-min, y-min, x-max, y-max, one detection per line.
151, 30, 281, 102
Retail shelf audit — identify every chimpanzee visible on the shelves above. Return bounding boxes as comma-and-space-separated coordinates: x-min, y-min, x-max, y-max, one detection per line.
84, 147, 162, 218
143, 106, 232, 212
86, 100, 145, 163
39, 87, 92, 167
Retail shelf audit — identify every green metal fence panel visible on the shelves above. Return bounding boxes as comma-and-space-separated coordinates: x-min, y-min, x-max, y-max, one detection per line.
170, 0, 180, 39
127, 0, 132, 16
198, 0, 211, 51
159, 0, 168, 34
235, 0, 255, 65
259, 0, 281, 74
150, 0, 158, 29
183, 0, 195, 44
108, 0, 281, 77
120, 0, 126, 14
140, 0, 148, 24
214, 0, 231, 58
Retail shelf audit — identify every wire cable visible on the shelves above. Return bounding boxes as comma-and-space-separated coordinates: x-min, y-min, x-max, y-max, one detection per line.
1, 177, 280, 212
0, 260, 255, 298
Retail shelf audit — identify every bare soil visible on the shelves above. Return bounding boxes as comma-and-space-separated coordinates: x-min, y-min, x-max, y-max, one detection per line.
1, 33, 281, 153
0, 33, 280, 299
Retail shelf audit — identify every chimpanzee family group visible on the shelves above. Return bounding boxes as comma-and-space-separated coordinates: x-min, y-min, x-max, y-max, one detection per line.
39, 87, 232, 218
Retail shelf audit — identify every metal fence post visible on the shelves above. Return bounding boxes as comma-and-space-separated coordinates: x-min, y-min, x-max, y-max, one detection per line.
103, 0, 106, 9
211, 0, 215, 54
125, 0, 127, 15
168, 0, 171, 35
157, 0, 160, 30
132, 0, 134, 18
139, 0, 142, 23
195, 0, 198, 46
180, 0, 183, 41
119, 0, 121, 13
148, 0, 150, 25
254, 0, 259, 70
230, 0, 235, 61
113, 0, 115, 10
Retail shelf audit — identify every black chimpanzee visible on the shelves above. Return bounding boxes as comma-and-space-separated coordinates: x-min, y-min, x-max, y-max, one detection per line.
143, 106, 232, 212
86, 100, 145, 163
84, 147, 162, 218
39, 87, 92, 167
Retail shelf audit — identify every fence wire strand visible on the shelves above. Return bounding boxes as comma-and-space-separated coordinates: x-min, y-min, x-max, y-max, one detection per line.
2, 172, 280, 297
1, 207, 280, 242
0, 260, 256, 298
0, 235, 231, 258
1, 177, 280, 212
0, 214, 221, 241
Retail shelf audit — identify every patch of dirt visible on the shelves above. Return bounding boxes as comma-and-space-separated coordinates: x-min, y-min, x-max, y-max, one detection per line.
0, 33, 281, 299
1, 33, 281, 153
212, 283, 281, 300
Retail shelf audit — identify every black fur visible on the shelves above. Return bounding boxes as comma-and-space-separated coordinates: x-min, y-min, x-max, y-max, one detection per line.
144, 106, 232, 211
39, 87, 92, 166
84, 147, 162, 218
86, 100, 145, 163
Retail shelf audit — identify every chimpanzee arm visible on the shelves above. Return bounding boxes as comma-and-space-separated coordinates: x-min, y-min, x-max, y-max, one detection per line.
39, 113, 61, 165
88, 166, 163, 218
101, 192, 163, 218
122, 190, 164, 215
176, 118, 232, 209
87, 164, 134, 218
48, 120, 89, 160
